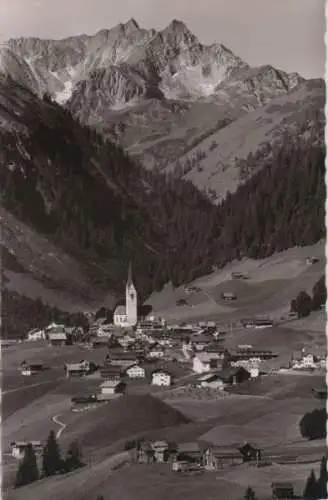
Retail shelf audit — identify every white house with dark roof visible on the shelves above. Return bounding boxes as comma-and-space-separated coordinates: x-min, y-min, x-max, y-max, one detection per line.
125, 364, 146, 379
99, 379, 126, 396
151, 370, 172, 386
11, 441, 43, 459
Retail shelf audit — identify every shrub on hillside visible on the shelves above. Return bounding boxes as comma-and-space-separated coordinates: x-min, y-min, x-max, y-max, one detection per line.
311, 275, 326, 311
64, 440, 84, 472
290, 290, 312, 318
299, 408, 327, 440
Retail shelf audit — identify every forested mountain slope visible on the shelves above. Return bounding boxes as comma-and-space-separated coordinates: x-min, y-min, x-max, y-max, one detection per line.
0, 76, 325, 336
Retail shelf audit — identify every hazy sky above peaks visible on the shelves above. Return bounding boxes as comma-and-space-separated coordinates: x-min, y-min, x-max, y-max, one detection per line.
0, 0, 325, 78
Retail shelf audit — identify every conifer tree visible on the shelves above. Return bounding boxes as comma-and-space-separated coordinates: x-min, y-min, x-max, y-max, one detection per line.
303, 469, 319, 499
65, 439, 83, 472
316, 456, 327, 499
244, 486, 257, 500
42, 430, 63, 477
15, 444, 39, 488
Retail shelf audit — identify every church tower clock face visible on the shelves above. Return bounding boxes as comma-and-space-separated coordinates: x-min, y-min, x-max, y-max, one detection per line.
130, 292, 135, 300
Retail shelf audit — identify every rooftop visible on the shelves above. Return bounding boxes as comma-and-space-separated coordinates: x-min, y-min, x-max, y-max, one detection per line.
100, 380, 123, 388
114, 305, 126, 315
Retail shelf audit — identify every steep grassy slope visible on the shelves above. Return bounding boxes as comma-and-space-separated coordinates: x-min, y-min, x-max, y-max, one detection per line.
146, 241, 325, 325
172, 79, 325, 200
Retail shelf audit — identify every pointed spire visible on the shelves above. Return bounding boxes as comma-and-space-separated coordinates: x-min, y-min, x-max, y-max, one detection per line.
127, 262, 133, 286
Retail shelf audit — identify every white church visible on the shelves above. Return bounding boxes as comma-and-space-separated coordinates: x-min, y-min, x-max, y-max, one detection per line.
113, 264, 138, 327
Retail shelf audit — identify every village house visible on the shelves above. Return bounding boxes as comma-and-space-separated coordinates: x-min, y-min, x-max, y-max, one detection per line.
108, 350, 140, 367
27, 328, 46, 341
230, 347, 276, 361
151, 370, 172, 386
190, 334, 213, 352
192, 351, 229, 374
175, 442, 202, 464
20, 361, 44, 376
95, 325, 113, 338
150, 441, 170, 463
125, 364, 146, 379
99, 380, 126, 397
91, 337, 110, 348
64, 360, 94, 378
238, 442, 262, 463
117, 333, 136, 348
99, 364, 124, 380
203, 447, 244, 470
48, 331, 69, 346
198, 373, 226, 390
220, 292, 237, 301
290, 348, 325, 370
198, 367, 251, 389
231, 271, 249, 280
306, 256, 319, 265
11, 441, 43, 460
231, 357, 261, 378
271, 482, 294, 499
218, 367, 251, 387
147, 346, 165, 359
241, 318, 274, 329
136, 321, 164, 335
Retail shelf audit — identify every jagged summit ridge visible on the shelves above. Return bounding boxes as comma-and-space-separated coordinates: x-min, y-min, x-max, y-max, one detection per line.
6, 19, 250, 104
6, 18, 304, 111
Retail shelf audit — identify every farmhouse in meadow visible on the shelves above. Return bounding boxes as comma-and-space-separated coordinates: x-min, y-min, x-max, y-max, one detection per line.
20, 361, 44, 376
113, 264, 138, 327
99, 380, 126, 397
220, 292, 237, 301
64, 360, 95, 378
48, 330, 69, 346
271, 482, 294, 500
198, 367, 250, 389
100, 364, 125, 380
192, 350, 229, 373
11, 441, 43, 460
27, 328, 46, 341
108, 350, 140, 367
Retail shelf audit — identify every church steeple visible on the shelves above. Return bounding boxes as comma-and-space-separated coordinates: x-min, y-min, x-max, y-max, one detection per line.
125, 262, 137, 326
127, 262, 133, 287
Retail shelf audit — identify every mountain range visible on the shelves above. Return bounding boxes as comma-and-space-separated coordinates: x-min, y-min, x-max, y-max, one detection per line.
2, 19, 324, 198
0, 19, 325, 333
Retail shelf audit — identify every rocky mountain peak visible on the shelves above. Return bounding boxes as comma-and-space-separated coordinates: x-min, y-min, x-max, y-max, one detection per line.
161, 19, 198, 44
0, 44, 42, 96
123, 18, 140, 32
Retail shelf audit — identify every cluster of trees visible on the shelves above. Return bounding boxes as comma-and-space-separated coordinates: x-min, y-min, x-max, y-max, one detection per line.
15, 430, 84, 488
242, 457, 327, 500
210, 136, 325, 264
290, 275, 326, 318
299, 408, 327, 440
2, 289, 89, 339
1, 88, 325, 310
303, 457, 327, 499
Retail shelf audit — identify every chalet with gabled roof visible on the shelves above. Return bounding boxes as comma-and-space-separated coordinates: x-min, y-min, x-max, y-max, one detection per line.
271, 482, 294, 499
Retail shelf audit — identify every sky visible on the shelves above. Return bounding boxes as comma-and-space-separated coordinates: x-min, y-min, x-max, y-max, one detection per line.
0, 0, 325, 78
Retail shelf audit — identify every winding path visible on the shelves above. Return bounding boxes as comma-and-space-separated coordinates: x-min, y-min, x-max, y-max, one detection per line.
52, 414, 66, 439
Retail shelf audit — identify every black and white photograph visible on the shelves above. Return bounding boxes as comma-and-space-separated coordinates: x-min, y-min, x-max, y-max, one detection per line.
0, 1, 326, 499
